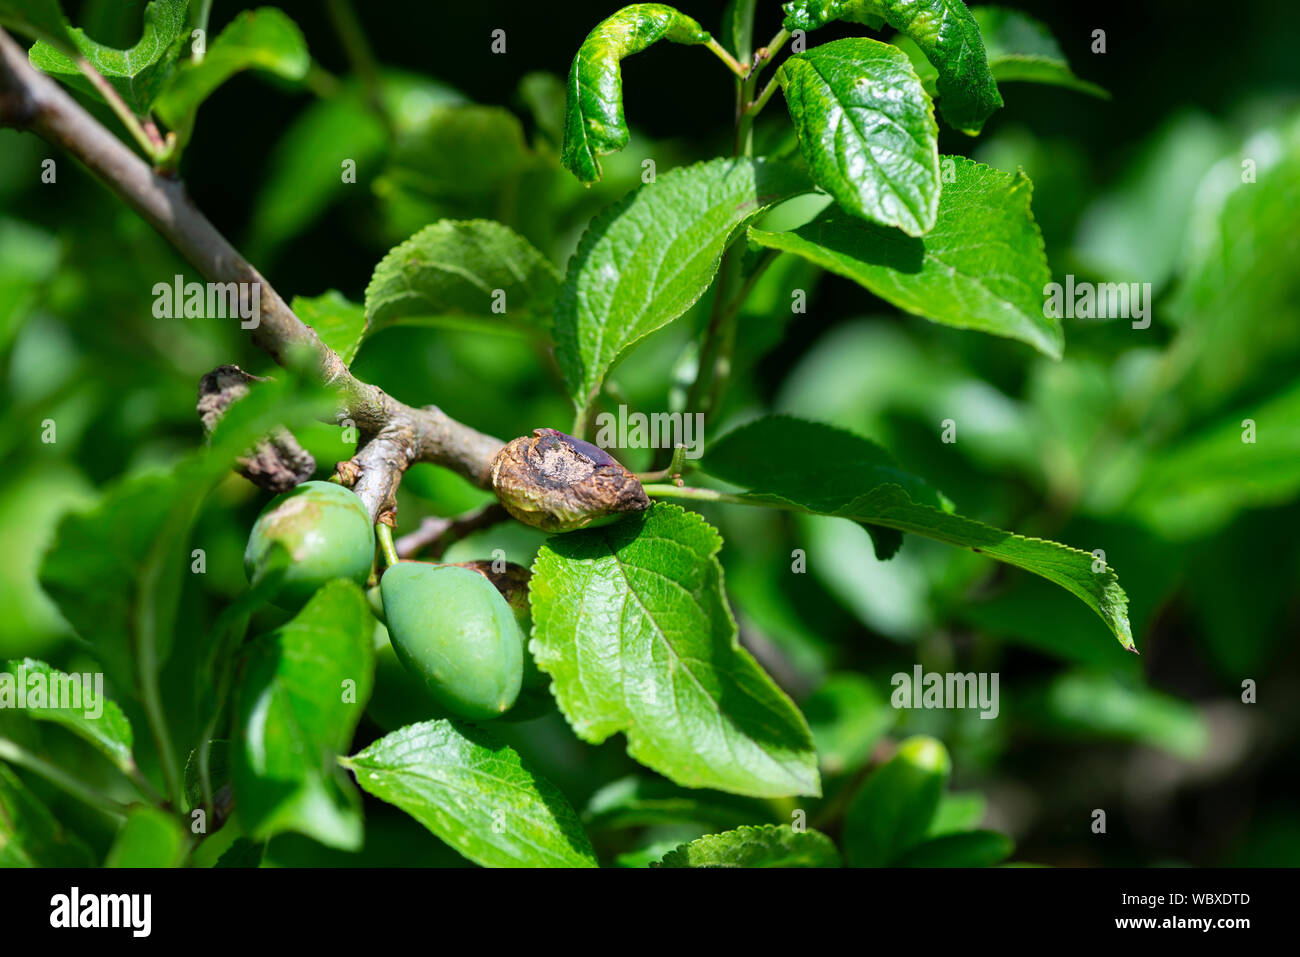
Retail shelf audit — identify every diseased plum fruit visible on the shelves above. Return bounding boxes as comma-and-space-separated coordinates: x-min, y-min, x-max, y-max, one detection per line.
244, 480, 375, 609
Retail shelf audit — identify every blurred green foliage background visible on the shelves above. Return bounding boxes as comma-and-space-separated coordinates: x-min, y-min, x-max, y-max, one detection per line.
1, 0, 1297, 866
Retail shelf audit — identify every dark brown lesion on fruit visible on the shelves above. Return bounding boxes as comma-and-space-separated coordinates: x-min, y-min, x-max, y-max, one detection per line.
197, 365, 315, 494
491, 428, 650, 532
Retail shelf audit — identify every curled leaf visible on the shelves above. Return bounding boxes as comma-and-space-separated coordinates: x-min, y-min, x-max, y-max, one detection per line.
561, 3, 710, 184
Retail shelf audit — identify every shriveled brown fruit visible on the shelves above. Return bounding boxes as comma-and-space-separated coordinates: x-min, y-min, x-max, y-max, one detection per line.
490, 427, 650, 532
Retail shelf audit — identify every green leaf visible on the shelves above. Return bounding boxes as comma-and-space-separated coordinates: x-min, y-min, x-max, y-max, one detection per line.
364, 220, 561, 340
104, 806, 189, 867
895, 829, 1012, 867
215, 837, 265, 867
0, 217, 60, 349
39, 379, 334, 692
232, 580, 374, 851
155, 8, 310, 136
0, 763, 94, 866
556, 156, 813, 410
1073, 112, 1223, 293
1124, 380, 1300, 539
184, 739, 230, 810
39, 472, 199, 692
704, 416, 1134, 650
292, 290, 367, 365
28, 0, 189, 115
804, 673, 895, 775
378, 104, 535, 237
844, 735, 949, 866
1020, 671, 1207, 760
0, 0, 72, 49
344, 719, 597, 868
967, 6, 1107, 99
518, 71, 567, 147
783, 0, 1002, 134
721, 0, 758, 64
530, 503, 820, 798
777, 37, 940, 236
929, 791, 987, 835
655, 823, 840, 867
749, 156, 1062, 358
583, 775, 774, 830
0, 658, 135, 775
560, 3, 711, 184
248, 77, 445, 259
782, 0, 883, 31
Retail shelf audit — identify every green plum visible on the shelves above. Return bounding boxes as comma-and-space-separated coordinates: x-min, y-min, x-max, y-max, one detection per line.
244, 480, 375, 609
380, 562, 523, 721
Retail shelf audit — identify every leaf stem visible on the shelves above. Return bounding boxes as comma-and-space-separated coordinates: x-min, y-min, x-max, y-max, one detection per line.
753, 28, 792, 80
748, 72, 782, 118
0, 736, 131, 819
191, 0, 213, 59
325, 0, 393, 135
643, 483, 791, 510
376, 522, 400, 568
704, 37, 748, 79
124, 763, 165, 805
635, 445, 689, 483
73, 58, 163, 161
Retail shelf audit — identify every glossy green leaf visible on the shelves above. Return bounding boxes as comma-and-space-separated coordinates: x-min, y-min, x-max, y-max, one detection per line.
782, 0, 883, 32
777, 37, 940, 235
783, 0, 1002, 133
364, 220, 561, 340
0, 0, 72, 49
1, 658, 135, 775
232, 580, 374, 851
844, 735, 949, 866
28, 0, 189, 115
749, 156, 1062, 357
104, 806, 189, 867
345, 719, 597, 868
530, 504, 820, 798
0, 763, 93, 866
556, 156, 813, 411
704, 416, 1134, 650
895, 829, 1013, 867
292, 290, 367, 365
655, 823, 840, 867
561, 3, 710, 184
155, 8, 310, 135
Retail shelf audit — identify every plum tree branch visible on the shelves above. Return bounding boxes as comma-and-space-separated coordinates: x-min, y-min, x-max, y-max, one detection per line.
0, 27, 503, 520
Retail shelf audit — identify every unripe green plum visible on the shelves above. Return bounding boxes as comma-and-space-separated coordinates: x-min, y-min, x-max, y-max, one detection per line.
244, 480, 375, 609
380, 562, 523, 721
